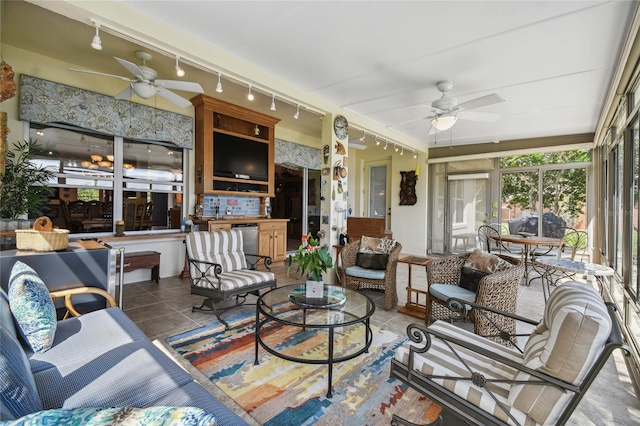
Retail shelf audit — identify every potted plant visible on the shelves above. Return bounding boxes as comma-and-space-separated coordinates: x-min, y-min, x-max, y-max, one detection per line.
287, 232, 334, 283
0, 139, 53, 220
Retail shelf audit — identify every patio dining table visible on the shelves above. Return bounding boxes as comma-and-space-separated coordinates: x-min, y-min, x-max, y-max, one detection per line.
491, 234, 564, 282
534, 257, 614, 301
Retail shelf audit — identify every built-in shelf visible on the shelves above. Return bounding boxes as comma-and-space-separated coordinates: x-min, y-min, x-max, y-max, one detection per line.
191, 95, 280, 200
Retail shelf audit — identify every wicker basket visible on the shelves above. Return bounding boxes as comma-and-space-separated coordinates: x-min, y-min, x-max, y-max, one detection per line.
15, 216, 69, 252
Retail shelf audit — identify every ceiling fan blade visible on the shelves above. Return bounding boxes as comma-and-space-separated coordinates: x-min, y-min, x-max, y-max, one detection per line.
68, 68, 135, 82
388, 114, 435, 128
155, 79, 204, 93
114, 86, 135, 100
114, 57, 146, 80
157, 88, 192, 108
457, 110, 502, 123
422, 105, 446, 114
457, 93, 505, 110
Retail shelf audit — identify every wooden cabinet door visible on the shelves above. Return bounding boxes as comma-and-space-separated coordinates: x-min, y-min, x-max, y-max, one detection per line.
273, 228, 287, 261
258, 230, 273, 258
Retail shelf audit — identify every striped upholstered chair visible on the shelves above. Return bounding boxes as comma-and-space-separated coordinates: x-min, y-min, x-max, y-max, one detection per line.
185, 229, 276, 328
391, 282, 629, 425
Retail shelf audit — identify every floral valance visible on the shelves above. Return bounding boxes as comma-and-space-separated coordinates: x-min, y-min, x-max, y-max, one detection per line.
18, 75, 193, 149
275, 138, 321, 170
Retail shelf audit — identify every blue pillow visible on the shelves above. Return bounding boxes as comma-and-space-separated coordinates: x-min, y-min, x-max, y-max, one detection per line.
5, 406, 218, 425
0, 322, 43, 419
8, 261, 57, 353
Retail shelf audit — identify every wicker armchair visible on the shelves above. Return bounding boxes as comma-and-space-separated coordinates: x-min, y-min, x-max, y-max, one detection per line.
425, 253, 524, 346
340, 240, 402, 310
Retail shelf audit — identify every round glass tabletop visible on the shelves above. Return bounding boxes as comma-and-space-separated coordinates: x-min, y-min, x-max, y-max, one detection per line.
257, 284, 375, 328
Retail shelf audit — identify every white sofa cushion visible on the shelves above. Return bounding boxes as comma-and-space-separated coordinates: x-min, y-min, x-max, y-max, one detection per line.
508, 282, 611, 425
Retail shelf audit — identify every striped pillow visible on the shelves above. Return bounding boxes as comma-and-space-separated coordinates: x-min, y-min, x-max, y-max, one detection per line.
508, 282, 611, 424
186, 229, 248, 274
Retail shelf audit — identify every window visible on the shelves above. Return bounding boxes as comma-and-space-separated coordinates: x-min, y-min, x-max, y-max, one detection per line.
29, 125, 183, 234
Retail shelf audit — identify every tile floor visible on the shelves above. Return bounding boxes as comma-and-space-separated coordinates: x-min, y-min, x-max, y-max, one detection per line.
121, 261, 640, 425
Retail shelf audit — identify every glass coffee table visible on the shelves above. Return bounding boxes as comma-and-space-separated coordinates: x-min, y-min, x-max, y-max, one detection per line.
254, 284, 375, 398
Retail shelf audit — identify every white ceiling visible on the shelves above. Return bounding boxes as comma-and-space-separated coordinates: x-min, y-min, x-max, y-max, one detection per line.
3, 1, 637, 149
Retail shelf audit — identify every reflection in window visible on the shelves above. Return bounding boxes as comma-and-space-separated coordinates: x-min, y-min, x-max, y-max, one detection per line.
28, 125, 183, 234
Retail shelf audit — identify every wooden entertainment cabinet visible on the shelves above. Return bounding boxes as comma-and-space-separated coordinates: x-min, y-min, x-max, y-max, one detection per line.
191, 95, 280, 198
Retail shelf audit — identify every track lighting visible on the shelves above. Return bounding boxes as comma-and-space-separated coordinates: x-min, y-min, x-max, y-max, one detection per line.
360, 131, 366, 142
294, 104, 300, 119
247, 85, 254, 101
383, 141, 388, 150
394, 144, 399, 152
175, 55, 185, 77
375, 136, 380, 146
215, 73, 223, 93
413, 150, 417, 159
90, 22, 103, 50
270, 94, 276, 111
400, 147, 404, 156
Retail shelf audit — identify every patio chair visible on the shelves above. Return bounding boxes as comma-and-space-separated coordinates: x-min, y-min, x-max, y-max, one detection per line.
477, 224, 522, 259
185, 229, 276, 328
390, 282, 630, 426
425, 251, 525, 346
341, 237, 402, 310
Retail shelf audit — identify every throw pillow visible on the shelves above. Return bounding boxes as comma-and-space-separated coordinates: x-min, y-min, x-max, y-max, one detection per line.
356, 252, 389, 270
6, 406, 218, 425
458, 266, 489, 292
464, 249, 511, 274
359, 235, 397, 254
8, 261, 57, 353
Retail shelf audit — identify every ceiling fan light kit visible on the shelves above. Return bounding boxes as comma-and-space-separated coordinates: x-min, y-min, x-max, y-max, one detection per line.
431, 115, 458, 131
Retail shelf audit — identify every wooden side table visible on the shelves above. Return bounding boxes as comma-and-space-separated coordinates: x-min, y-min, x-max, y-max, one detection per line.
397, 255, 434, 319
116, 251, 161, 283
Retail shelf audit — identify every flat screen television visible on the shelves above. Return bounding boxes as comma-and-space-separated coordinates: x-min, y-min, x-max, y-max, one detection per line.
213, 133, 269, 182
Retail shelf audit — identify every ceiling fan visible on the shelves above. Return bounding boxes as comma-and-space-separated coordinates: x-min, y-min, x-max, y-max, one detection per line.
394, 80, 505, 133
69, 51, 204, 108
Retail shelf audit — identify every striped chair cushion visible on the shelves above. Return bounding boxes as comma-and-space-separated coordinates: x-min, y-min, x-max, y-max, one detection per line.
394, 321, 537, 425
186, 229, 248, 274
192, 269, 276, 292
508, 282, 611, 425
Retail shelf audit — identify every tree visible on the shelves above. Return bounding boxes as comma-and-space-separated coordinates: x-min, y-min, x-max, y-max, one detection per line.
500, 150, 589, 220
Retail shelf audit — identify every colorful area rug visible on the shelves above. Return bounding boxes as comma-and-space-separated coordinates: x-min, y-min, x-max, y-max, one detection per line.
167, 311, 440, 425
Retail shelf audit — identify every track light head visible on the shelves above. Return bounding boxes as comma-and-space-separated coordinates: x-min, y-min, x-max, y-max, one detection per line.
375, 137, 380, 146
215, 73, 223, 93
383, 141, 388, 150
413, 150, 417, 159
400, 147, 404, 156
294, 104, 300, 119
360, 131, 366, 142
394, 144, 399, 152
90, 23, 102, 50
175, 55, 185, 77
247, 85, 254, 101
270, 94, 276, 111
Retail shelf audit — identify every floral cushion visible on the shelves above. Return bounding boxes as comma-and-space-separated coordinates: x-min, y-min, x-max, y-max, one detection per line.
8, 261, 57, 353
359, 235, 397, 254
3, 406, 218, 425
464, 249, 511, 274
